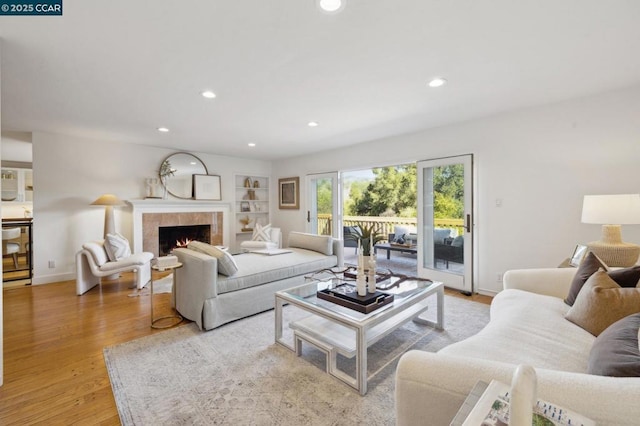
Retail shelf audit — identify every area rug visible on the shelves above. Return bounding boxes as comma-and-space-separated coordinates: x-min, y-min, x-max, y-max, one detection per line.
104, 294, 489, 425
128, 275, 173, 298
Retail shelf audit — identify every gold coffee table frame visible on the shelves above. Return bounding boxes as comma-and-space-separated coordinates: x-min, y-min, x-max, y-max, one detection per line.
150, 263, 183, 329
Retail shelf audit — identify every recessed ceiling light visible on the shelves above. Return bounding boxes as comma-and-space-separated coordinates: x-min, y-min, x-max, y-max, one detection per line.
428, 77, 447, 88
317, 0, 344, 13
157, 127, 170, 133
308, 121, 319, 127
201, 90, 216, 99
248, 143, 256, 147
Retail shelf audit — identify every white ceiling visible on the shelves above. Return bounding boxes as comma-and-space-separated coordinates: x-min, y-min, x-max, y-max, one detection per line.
1, 1, 640, 160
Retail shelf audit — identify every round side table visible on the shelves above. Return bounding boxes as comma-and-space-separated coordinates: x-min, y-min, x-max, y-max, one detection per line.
150, 262, 183, 329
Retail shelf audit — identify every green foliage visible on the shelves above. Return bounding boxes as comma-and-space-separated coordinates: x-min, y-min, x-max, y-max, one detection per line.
315, 178, 333, 214
345, 180, 368, 216
344, 163, 463, 220
532, 414, 555, 426
345, 223, 385, 256
350, 164, 416, 217
159, 160, 175, 179
433, 164, 463, 219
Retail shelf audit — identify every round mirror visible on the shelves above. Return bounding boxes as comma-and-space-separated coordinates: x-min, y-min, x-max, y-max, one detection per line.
159, 152, 208, 199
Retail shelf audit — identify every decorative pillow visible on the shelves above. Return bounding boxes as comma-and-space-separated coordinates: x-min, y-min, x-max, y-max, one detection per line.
393, 226, 410, 239
451, 235, 464, 247
288, 232, 333, 255
104, 233, 132, 261
252, 223, 272, 242
433, 228, 453, 244
187, 241, 238, 276
588, 313, 640, 377
83, 241, 110, 266
608, 265, 640, 288
565, 270, 640, 336
564, 251, 608, 306
392, 234, 406, 244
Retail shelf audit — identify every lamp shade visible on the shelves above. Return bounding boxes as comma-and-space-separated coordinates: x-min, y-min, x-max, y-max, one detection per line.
91, 194, 125, 238
91, 194, 125, 206
581, 194, 640, 267
581, 194, 640, 225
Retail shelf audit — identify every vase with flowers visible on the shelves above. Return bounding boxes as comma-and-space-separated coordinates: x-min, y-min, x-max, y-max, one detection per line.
159, 159, 175, 200
346, 222, 385, 269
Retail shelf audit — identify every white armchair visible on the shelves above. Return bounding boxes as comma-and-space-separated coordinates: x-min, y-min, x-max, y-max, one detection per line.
75, 240, 153, 295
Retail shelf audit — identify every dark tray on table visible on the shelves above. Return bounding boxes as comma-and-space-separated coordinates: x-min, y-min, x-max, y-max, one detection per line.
317, 283, 394, 314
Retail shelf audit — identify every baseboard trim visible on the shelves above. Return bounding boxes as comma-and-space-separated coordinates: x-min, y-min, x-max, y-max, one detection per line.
32, 272, 75, 285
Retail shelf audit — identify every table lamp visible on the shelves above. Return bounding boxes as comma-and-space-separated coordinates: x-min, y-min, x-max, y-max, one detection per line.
91, 194, 125, 238
581, 194, 640, 267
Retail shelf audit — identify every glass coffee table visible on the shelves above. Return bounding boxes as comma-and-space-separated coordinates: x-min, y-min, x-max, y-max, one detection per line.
275, 273, 444, 395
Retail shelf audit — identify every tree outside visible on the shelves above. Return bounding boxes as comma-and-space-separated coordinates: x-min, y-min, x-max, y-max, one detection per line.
344, 163, 463, 220
347, 164, 416, 218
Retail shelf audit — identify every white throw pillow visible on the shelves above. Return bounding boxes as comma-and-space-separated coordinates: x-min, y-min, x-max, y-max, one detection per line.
83, 241, 110, 266
451, 235, 464, 247
252, 223, 272, 242
433, 228, 453, 244
104, 233, 132, 261
187, 241, 238, 276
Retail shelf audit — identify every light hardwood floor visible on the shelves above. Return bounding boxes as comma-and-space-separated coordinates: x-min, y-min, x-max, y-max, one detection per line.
0, 273, 491, 425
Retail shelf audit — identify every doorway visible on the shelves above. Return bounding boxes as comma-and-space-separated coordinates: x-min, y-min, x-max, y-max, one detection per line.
417, 155, 474, 292
305, 172, 340, 238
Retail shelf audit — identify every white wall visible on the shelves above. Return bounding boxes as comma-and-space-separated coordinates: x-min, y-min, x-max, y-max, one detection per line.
272, 85, 640, 294
31, 133, 271, 285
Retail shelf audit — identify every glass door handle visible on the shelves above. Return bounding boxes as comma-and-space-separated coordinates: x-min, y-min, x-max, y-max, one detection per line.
464, 214, 471, 232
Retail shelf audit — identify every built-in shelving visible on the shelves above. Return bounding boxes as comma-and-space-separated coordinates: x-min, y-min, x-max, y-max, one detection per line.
234, 174, 270, 242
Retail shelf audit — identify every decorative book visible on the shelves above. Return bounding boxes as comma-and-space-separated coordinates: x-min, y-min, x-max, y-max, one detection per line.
459, 379, 595, 426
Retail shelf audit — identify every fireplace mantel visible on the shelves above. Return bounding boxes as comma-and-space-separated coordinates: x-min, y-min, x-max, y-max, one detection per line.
127, 199, 231, 255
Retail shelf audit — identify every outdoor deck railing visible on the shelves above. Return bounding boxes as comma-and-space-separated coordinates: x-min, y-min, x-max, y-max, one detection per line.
318, 214, 464, 240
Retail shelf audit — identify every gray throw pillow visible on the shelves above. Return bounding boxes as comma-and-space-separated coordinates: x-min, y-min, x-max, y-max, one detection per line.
564, 251, 608, 306
608, 266, 640, 288
588, 313, 640, 377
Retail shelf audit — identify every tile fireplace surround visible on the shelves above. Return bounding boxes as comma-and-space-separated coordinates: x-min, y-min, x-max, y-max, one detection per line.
127, 200, 231, 256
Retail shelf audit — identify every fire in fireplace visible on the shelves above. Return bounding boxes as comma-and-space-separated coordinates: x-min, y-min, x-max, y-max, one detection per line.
158, 224, 211, 256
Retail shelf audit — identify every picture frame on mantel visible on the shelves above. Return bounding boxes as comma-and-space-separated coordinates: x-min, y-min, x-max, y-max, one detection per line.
193, 174, 222, 200
279, 176, 299, 209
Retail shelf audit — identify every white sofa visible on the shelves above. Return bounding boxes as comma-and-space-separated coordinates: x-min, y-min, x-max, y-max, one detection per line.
172, 231, 344, 330
395, 267, 640, 426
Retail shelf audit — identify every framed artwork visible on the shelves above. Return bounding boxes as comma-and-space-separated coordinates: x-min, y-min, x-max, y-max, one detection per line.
279, 176, 299, 209
240, 201, 250, 212
569, 244, 588, 267
193, 174, 221, 200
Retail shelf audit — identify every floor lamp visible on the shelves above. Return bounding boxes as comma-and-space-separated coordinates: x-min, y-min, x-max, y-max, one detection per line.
91, 194, 125, 238
91, 194, 126, 280
581, 194, 640, 267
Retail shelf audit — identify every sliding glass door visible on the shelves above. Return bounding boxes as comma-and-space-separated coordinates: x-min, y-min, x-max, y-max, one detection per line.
305, 172, 340, 237
417, 155, 473, 292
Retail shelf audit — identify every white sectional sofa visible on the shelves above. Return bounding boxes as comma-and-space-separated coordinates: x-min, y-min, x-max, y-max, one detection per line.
395, 267, 640, 426
172, 231, 343, 330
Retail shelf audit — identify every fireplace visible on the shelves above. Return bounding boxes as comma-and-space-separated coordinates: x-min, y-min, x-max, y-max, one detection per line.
128, 200, 229, 257
158, 224, 211, 256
